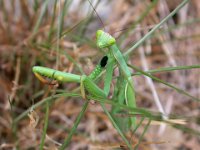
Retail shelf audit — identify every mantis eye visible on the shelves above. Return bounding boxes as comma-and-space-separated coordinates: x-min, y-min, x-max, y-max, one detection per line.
100, 56, 108, 67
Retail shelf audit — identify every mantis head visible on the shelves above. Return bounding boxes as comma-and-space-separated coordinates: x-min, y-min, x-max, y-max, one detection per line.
96, 30, 116, 49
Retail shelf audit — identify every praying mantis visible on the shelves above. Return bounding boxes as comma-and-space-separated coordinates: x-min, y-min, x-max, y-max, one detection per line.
33, 50, 135, 149
33, 28, 138, 150
31, 0, 192, 149
33, 30, 137, 131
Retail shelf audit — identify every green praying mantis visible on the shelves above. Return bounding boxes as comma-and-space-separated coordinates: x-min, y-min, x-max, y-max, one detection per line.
33, 30, 136, 127
33, 30, 137, 131
30, 0, 194, 149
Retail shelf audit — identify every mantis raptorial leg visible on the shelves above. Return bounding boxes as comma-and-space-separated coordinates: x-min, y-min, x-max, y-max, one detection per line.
33, 55, 108, 99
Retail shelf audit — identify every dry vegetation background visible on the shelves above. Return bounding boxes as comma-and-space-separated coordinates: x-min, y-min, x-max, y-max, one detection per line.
0, 0, 200, 149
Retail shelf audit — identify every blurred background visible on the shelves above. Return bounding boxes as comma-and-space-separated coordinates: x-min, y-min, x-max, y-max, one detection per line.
0, 0, 200, 149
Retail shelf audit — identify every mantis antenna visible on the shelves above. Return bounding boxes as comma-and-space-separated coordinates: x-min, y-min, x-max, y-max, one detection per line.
87, 0, 106, 31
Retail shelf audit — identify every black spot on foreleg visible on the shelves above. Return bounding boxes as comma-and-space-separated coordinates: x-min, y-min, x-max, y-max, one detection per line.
100, 56, 108, 68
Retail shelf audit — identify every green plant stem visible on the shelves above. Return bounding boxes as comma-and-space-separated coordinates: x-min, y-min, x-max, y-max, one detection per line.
39, 102, 49, 150
14, 93, 80, 124
32, 0, 50, 38
129, 64, 200, 102
124, 0, 189, 56
101, 103, 133, 149
59, 101, 89, 150
134, 119, 151, 150
131, 65, 200, 76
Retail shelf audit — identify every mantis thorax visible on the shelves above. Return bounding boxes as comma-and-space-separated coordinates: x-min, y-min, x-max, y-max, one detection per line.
96, 30, 116, 48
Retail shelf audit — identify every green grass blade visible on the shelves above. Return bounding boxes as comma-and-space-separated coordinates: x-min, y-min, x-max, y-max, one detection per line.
89, 96, 153, 118
128, 64, 200, 102
39, 102, 49, 150
100, 103, 133, 150
33, 0, 39, 11
132, 65, 200, 76
173, 123, 200, 136
57, 0, 72, 38
56, 0, 72, 68
134, 119, 151, 150
47, 0, 58, 43
59, 101, 89, 150
14, 93, 80, 124
32, 0, 50, 38
152, 18, 200, 42
118, 0, 158, 44
124, 0, 189, 56
131, 117, 145, 136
